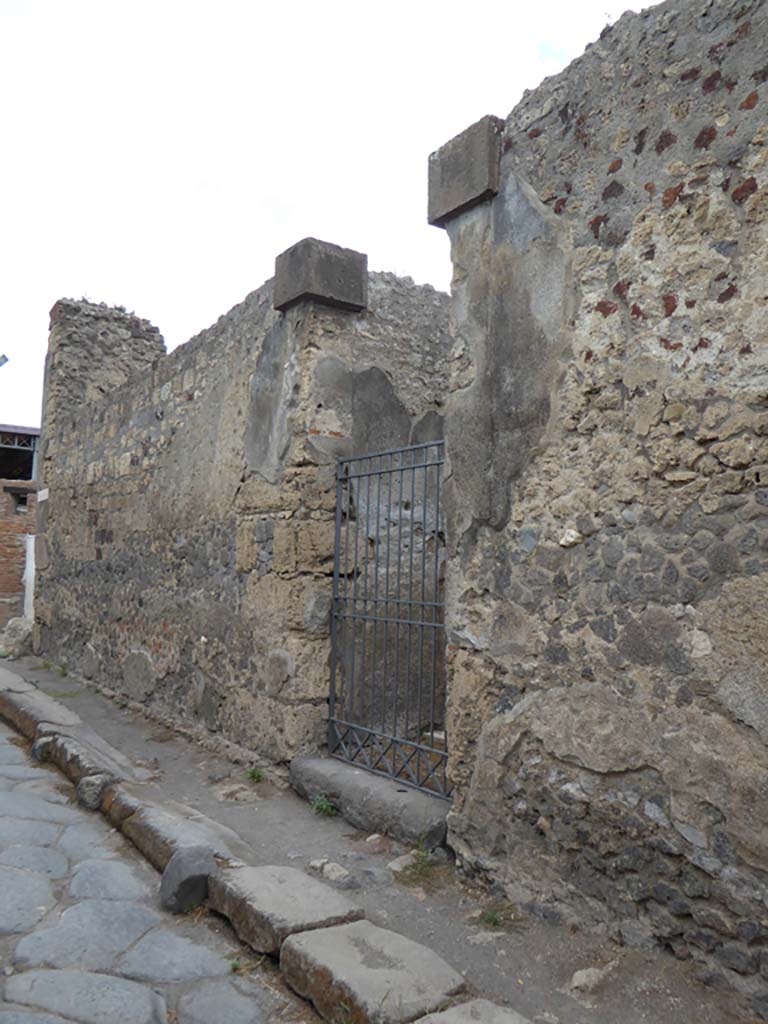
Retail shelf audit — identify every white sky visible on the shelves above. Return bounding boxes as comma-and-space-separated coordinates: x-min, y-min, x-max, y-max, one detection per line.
0, 0, 638, 429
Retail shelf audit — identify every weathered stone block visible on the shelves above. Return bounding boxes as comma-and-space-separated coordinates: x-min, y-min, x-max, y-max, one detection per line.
208, 864, 363, 954
273, 238, 367, 312
272, 520, 336, 574
280, 919, 465, 1023
428, 115, 504, 227
290, 756, 448, 849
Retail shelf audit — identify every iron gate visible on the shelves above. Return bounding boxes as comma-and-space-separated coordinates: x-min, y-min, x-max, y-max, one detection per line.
328, 440, 450, 797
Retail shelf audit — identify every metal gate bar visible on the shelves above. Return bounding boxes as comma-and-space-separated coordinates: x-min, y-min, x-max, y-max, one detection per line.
329, 440, 450, 797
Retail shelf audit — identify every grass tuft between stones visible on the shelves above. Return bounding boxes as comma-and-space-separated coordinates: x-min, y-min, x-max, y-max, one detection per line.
310, 793, 337, 817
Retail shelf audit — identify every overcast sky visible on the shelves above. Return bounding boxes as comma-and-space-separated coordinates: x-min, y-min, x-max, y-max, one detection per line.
0, 0, 638, 429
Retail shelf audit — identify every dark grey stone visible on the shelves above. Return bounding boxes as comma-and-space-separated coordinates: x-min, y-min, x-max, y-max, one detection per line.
707, 542, 740, 574
159, 845, 216, 913
517, 527, 539, 554
273, 237, 367, 313
716, 942, 758, 975
290, 756, 447, 849
428, 115, 504, 227
602, 536, 624, 566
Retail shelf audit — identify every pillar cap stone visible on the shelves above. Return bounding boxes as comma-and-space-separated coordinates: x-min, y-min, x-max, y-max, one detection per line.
273, 238, 368, 313
428, 114, 505, 228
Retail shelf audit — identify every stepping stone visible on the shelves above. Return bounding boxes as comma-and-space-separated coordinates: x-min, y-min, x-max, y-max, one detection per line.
0, 845, 69, 878
281, 919, 466, 1024
69, 859, 152, 901
0, 866, 55, 934
0, 817, 60, 847
208, 864, 363, 954
14, 899, 161, 970
176, 978, 275, 1024
0, 791, 80, 825
418, 1000, 534, 1022
5, 969, 166, 1024
117, 929, 230, 983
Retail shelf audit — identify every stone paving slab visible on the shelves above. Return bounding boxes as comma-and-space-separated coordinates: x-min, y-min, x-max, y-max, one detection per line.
209, 864, 364, 954
0, 791, 81, 826
0, 866, 55, 935
69, 858, 153, 901
0, 818, 60, 847
176, 977, 274, 1024
416, 1000, 533, 1023
281, 919, 466, 1024
56, 821, 122, 860
0, 845, 69, 878
116, 928, 231, 983
14, 899, 162, 970
0, 745, 29, 766
4, 969, 167, 1024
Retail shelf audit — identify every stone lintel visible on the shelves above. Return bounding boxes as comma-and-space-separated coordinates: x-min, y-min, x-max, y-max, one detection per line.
273, 238, 368, 313
428, 114, 505, 228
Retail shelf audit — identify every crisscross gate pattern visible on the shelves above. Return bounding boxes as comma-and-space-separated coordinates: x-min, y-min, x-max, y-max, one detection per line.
328, 441, 450, 797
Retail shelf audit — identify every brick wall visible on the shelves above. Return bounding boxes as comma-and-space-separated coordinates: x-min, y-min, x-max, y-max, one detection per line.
0, 481, 36, 628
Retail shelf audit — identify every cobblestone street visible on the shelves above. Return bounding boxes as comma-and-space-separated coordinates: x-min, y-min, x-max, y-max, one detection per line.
0, 719, 315, 1024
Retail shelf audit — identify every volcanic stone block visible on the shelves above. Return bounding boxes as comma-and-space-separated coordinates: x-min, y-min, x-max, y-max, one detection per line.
273, 238, 368, 312
207, 865, 363, 954
280, 919, 466, 1023
428, 115, 504, 227
160, 845, 216, 913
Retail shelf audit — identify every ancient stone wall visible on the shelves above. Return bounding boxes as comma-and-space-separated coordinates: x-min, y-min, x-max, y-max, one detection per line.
432, 0, 768, 1009
35, 263, 451, 765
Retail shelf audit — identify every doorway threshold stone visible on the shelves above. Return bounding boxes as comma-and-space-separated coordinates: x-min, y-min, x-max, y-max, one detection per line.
290, 756, 449, 850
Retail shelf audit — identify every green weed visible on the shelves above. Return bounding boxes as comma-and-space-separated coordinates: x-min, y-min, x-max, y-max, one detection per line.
310, 793, 337, 817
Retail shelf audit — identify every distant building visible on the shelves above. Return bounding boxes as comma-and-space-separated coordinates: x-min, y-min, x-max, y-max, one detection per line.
0, 425, 39, 628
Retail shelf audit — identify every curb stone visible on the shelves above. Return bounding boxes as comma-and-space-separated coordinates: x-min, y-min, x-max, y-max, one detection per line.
0, 668, 530, 1024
